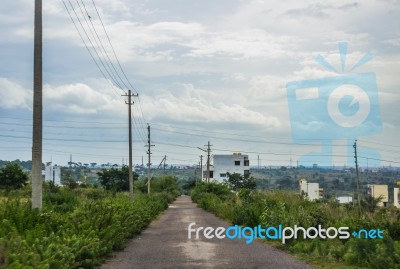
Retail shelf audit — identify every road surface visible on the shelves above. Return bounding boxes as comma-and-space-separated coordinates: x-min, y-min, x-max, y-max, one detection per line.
101, 195, 313, 269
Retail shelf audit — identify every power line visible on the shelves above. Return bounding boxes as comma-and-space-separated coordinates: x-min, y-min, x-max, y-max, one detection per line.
79, 0, 132, 93
62, 0, 123, 100
90, 0, 138, 95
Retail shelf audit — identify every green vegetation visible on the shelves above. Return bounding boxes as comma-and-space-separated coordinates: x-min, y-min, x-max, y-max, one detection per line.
191, 181, 400, 269
0, 163, 29, 191
226, 172, 256, 191
0, 176, 180, 268
97, 166, 137, 191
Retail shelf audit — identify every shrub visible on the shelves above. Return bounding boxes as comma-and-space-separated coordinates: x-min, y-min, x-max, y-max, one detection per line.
0, 189, 170, 268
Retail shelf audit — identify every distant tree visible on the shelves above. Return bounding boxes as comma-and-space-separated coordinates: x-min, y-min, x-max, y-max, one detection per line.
0, 163, 29, 190
64, 178, 79, 189
278, 175, 294, 189
151, 176, 180, 194
226, 172, 256, 191
361, 195, 384, 213
98, 166, 138, 192
182, 178, 197, 192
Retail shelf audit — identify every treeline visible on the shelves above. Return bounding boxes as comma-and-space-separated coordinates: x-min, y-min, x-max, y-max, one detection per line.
0, 159, 33, 171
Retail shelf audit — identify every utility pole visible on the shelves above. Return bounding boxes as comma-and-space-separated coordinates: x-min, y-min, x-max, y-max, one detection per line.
353, 140, 361, 214
145, 124, 154, 194
205, 141, 212, 183
122, 90, 137, 202
257, 155, 260, 169
163, 155, 167, 174
32, 0, 43, 210
200, 155, 203, 181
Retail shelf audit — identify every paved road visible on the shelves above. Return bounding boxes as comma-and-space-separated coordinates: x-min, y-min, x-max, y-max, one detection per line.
101, 195, 313, 269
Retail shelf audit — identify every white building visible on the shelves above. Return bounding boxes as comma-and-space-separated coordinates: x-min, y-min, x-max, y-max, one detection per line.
202, 153, 250, 183
299, 178, 323, 201
45, 165, 61, 186
394, 188, 400, 208
337, 196, 353, 204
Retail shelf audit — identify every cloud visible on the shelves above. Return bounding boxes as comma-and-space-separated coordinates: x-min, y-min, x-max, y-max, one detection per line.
0, 78, 126, 118
0, 78, 32, 109
44, 81, 126, 117
141, 86, 281, 128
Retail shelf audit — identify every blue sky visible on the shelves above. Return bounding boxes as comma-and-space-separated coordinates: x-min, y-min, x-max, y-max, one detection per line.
0, 0, 399, 168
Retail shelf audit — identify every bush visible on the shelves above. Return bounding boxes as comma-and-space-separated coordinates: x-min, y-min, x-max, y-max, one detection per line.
0, 189, 170, 268
0, 163, 28, 190
191, 184, 400, 268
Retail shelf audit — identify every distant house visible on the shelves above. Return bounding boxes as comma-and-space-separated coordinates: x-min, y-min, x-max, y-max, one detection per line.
394, 188, 400, 208
367, 184, 388, 207
202, 153, 250, 183
45, 165, 61, 186
337, 196, 353, 204
299, 178, 323, 201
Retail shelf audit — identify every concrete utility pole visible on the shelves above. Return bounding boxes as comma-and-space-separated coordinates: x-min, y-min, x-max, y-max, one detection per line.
205, 141, 212, 183
32, 0, 43, 210
353, 140, 361, 214
122, 90, 138, 202
200, 155, 203, 181
145, 124, 154, 194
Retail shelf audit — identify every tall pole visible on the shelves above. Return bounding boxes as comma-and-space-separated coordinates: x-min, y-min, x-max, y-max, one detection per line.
32, 0, 43, 210
146, 124, 154, 194
206, 141, 211, 183
122, 90, 137, 202
200, 155, 203, 181
353, 140, 361, 214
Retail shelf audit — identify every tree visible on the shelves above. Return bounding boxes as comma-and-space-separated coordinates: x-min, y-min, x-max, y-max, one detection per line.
98, 166, 138, 192
226, 172, 256, 191
361, 195, 384, 213
0, 163, 29, 190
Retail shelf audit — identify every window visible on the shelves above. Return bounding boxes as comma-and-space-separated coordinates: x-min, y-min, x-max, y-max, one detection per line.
234, 161, 240, 166
244, 170, 250, 177
210, 171, 214, 178
220, 173, 227, 178
244, 160, 249, 166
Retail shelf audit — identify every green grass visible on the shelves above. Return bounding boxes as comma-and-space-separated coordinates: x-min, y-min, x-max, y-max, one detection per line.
192, 182, 400, 269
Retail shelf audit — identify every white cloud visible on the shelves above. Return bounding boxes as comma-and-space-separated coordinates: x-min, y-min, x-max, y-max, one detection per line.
0, 78, 32, 109
44, 81, 125, 116
141, 91, 280, 128
0, 78, 126, 117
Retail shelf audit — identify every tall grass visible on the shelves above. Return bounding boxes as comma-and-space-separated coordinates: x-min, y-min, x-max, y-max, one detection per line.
192, 182, 400, 268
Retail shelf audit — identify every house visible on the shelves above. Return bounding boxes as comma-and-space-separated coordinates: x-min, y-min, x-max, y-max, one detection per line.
367, 184, 388, 207
202, 153, 249, 183
337, 196, 353, 204
394, 188, 400, 208
45, 165, 61, 186
299, 178, 323, 201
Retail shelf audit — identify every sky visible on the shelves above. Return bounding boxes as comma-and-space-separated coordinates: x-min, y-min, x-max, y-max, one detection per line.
0, 0, 399, 168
